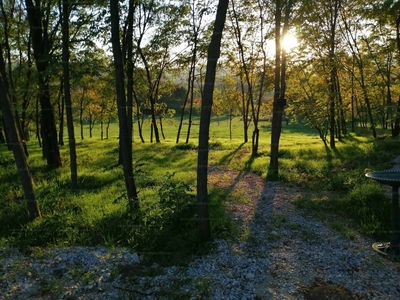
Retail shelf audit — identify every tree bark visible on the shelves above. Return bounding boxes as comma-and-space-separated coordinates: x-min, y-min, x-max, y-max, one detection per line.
110, 0, 139, 214
58, 77, 65, 146
25, 0, 61, 168
124, 0, 135, 144
197, 0, 229, 240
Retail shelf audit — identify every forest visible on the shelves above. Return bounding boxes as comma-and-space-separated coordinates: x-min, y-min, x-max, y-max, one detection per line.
2, 0, 400, 298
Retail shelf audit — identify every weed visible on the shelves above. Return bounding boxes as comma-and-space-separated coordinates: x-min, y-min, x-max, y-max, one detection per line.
327, 220, 356, 240
195, 277, 212, 298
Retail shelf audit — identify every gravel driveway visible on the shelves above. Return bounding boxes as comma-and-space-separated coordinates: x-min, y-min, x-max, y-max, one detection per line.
1, 169, 400, 299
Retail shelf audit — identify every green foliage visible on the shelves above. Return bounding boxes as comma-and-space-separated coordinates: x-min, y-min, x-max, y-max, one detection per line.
342, 183, 391, 238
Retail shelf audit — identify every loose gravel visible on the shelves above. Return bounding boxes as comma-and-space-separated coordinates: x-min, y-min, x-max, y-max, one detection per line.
1, 175, 400, 299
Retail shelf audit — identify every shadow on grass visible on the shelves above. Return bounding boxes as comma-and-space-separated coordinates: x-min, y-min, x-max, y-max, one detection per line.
218, 143, 246, 165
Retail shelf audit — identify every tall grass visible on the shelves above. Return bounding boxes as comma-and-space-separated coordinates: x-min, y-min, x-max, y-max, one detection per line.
0, 118, 399, 259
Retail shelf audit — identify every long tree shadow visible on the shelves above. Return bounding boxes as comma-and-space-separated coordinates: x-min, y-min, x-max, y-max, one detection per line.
218, 142, 246, 165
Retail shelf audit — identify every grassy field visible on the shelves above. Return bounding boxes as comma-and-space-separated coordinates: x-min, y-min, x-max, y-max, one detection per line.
1, 116, 399, 263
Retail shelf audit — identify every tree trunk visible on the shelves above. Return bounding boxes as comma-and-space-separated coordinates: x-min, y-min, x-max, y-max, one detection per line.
0, 54, 41, 220
176, 63, 193, 143
80, 95, 84, 139
110, 0, 139, 214
186, 56, 197, 144
240, 77, 250, 143
89, 115, 93, 138
25, 0, 61, 168
0, 127, 5, 144
58, 77, 65, 146
229, 108, 233, 140
132, 89, 145, 142
197, 0, 229, 240
159, 116, 166, 140
124, 0, 135, 145
35, 96, 41, 148
270, 0, 291, 176
393, 96, 400, 138
0, 1, 29, 157
62, 0, 78, 189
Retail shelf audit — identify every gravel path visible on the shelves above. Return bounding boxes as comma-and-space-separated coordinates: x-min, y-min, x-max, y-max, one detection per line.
1, 171, 400, 299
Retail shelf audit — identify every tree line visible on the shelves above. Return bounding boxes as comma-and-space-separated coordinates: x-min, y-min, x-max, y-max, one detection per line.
1, 0, 399, 240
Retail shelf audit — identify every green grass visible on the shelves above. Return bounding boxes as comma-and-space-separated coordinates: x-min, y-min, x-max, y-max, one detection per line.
1, 117, 399, 262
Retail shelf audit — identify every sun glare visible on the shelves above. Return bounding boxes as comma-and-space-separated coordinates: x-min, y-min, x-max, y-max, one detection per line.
282, 33, 298, 51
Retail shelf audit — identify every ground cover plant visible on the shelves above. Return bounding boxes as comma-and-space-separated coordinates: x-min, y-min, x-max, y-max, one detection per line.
0, 117, 399, 262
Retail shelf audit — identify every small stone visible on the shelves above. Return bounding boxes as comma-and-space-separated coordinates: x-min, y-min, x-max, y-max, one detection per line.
246, 273, 255, 280
130, 253, 140, 263
101, 273, 111, 282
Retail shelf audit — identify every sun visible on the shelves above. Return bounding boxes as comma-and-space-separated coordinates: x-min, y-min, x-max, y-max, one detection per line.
282, 33, 298, 51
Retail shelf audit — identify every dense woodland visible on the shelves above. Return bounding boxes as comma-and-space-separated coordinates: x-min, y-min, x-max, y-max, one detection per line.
1, 0, 400, 243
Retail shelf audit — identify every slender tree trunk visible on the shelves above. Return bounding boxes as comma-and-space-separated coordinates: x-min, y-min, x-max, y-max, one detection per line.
21, 37, 33, 142
240, 77, 249, 143
110, 0, 139, 214
35, 96, 41, 147
150, 122, 153, 143
80, 94, 84, 140
229, 108, 233, 140
0, 127, 5, 144
101, 121, 104, 140
0, 54, 41, 220
176, 63, 193, 143
0, 1, 29, 157
197, 0, 229, 240
89, 115, 94, 138
159, 116, 166, 140
58, 77, 64, 146
62, 0, 77, 188
186, 59, 197, 144
393, 96, 400, 138
124, 0, 135, 144
132, 90, 145, 142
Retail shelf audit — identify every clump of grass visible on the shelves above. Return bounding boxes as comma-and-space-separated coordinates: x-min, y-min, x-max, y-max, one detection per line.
294, 183, 391, 239
341, 182, 391, 239
173, 143, 197, 150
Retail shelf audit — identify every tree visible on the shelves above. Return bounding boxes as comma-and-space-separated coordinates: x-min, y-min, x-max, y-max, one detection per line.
0, 0, 30, 155
61, 0, 78, 188
269, 0, 293, 177
133, 0, 188, 143
25, 0, 62, 168
227, 0, 271, 155
340, 2, 377, 139
176, 0, 212, 144
197, 0, 229, 240
0, 44, 41, 220
110, 0, 139, 214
